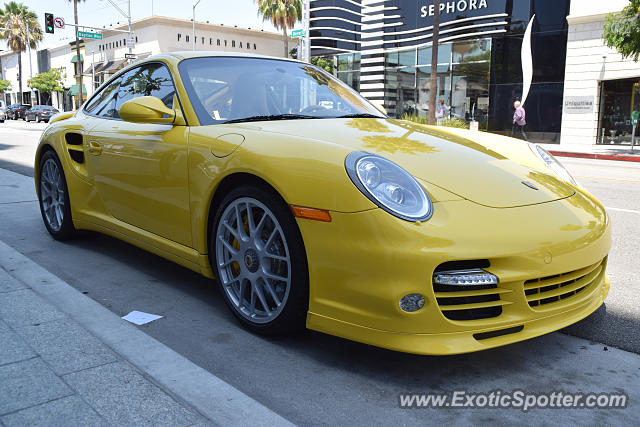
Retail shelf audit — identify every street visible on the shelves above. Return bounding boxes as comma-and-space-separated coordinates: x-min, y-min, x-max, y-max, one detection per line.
0, 119, 639, 424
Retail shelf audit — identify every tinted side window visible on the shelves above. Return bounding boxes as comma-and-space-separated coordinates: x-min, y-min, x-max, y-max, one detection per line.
113, 63, 175, 118
84, 77, 122, 118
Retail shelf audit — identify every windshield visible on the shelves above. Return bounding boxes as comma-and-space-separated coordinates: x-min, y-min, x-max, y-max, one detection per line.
178, 56, 385, 125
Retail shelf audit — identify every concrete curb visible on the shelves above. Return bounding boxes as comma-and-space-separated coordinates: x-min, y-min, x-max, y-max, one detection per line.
0, 240, 294, 427
549, 150, 640, 163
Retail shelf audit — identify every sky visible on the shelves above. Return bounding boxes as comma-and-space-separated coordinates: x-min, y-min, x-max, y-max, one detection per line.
8, 0, 281, 50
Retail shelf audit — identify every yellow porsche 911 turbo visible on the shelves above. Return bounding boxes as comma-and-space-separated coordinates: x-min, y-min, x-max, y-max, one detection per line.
35, 52, 610, 355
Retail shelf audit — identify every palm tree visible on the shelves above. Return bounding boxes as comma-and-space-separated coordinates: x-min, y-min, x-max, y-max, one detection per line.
257, 0, 302, 58
428, 0, 440, 126
0, 2, 42, 104
69, 0, 85, 106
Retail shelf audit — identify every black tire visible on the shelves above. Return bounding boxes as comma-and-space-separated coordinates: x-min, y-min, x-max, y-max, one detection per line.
209, 184, 309, 335
37, 150, 76, 240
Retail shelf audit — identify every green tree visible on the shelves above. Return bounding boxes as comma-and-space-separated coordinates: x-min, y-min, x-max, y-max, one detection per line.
68, 0, 86, 106
311, 56, 334, 74
0, 79, 11, 93
256, 0, 302, 58
27, 69, 65, 105
603, 0, 640, 61
0, 2, 43, 104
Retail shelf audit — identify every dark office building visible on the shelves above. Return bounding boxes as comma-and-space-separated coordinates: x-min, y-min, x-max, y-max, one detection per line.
310, 0, 571, 142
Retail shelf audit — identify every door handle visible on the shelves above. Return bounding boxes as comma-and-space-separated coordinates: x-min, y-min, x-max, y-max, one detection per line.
88, 140, 102, 155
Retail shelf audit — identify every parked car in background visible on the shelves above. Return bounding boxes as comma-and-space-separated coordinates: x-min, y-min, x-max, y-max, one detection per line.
25, 105, 59, 123
0, 108, 6, 123
6, 104, 31, 120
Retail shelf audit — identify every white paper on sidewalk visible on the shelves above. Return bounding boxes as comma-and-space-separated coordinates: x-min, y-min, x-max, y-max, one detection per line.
121, 310, 163, 325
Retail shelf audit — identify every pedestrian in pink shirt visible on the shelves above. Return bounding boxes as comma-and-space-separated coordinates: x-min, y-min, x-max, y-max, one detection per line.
511, 100, 528, 141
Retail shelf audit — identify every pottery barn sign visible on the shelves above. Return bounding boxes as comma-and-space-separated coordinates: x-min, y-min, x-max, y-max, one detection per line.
563, 96, 595, 114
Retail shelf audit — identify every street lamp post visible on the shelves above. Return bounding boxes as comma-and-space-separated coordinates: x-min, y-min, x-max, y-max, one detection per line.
303, 0, 310, 62
91, 51, 96, 95
192, 0, 202, 51
105, 0, 133, 54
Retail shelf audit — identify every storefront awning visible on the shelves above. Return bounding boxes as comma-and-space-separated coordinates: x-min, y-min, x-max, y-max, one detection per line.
83, 62, 104, 75
67, 84, 87, 96
71, 54, 84, 63
99, 58, 127, 74
130, 52, 151, 63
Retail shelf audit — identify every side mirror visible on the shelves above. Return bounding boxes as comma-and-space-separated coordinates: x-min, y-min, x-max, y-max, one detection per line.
119, 96, 183, 125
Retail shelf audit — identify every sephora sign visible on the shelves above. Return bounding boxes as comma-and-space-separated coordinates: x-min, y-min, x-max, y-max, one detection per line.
421, 0, 489, 18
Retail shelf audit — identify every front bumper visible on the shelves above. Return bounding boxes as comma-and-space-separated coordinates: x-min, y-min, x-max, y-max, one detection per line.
298, 189, 611, 355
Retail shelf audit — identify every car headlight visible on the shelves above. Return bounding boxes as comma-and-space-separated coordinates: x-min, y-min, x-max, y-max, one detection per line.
529, 143, 576, 185
345, 151, 433, 222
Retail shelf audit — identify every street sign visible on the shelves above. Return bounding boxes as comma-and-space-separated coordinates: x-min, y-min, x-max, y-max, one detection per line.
124, 53, 137, 60
291, 29, 306, 38
77, 30, 103, 40
54, 17, 65, 29
126, 37, 135, 49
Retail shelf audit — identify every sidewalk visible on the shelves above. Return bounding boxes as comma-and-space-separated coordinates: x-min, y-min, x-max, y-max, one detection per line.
539, 143, 640, 162
0, 263, 206, 426
0, 168, 293, 427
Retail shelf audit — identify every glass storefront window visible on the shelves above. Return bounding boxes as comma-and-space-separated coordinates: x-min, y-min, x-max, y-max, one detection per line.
336, 53, 361, 91
416, 65, 451, 118
398, 49, 415, 67
384, 39, 491, 123
452, 61, 490, 127
598, 78, 640, 145
417, 43, 452, 67
395, 66, 417, 116
452, 40, 491, 64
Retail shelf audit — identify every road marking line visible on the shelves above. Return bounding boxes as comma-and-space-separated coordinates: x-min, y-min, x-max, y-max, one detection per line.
606, 207, 640, 214
574, 175, 640, 183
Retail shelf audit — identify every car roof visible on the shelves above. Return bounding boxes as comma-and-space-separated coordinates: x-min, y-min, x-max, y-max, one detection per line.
131, 51, 303, 68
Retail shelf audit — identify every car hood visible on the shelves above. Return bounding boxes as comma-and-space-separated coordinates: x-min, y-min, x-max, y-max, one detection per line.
235, 118, 575, 208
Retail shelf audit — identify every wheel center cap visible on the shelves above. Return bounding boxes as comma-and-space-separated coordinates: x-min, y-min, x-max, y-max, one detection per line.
244, 249, 259, 273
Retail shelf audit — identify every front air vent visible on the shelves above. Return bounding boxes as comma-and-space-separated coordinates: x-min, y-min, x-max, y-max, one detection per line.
65, 133, 83, 145
524, 258, 606, 308
68, 149, 84, 164
473, 325, 524, 341
432, 260, 510, 321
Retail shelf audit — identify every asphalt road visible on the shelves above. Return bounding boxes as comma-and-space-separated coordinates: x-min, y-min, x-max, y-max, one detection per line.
0, 120, 638, 424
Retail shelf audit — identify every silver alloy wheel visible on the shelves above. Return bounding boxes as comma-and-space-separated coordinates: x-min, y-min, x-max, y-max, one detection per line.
215, 197, 292, 324
40, 158, 65, 232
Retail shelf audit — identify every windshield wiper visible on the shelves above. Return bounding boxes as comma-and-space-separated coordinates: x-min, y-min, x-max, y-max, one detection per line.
223, 114, 316, 124
335, 113, 385, 119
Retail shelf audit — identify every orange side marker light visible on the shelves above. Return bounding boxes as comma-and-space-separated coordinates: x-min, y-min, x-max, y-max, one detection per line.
290, 205, 332, 222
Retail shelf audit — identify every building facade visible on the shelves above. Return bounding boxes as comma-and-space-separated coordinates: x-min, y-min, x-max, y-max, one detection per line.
559, 0, 639, 149
310, 0, 572, 142
0, 16, 295, 111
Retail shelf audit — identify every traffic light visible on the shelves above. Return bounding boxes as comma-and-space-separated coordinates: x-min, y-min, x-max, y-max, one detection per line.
45, 13, 54, 34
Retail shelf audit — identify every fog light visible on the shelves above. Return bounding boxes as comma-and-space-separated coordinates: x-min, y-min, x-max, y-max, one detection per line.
399, 293, 425, 312
433, 269, 498, 286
